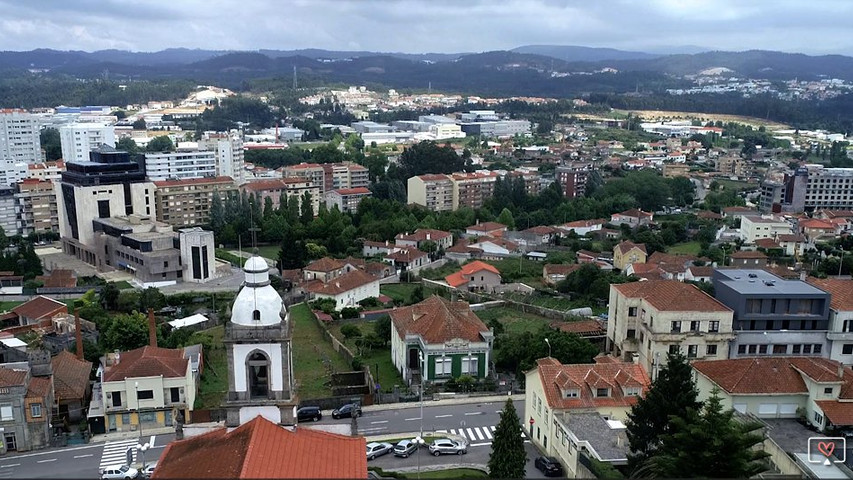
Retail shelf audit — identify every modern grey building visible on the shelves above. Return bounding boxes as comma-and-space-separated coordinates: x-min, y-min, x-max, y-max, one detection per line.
760, 164, 853, 213
713, 269, 831, 358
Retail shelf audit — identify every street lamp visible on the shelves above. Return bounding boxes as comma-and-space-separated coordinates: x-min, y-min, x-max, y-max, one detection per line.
418, 351, 425, 438
414, 435, 426, 480
544, 338, 551, 358
137, 442, 150, 470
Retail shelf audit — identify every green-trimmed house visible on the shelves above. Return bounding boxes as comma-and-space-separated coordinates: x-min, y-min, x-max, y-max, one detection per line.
390, 295, 493, 385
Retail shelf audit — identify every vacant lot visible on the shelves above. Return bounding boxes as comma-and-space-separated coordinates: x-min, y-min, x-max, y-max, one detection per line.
380, 283, 446, 304
192, 325, 227, 409
291, 303, 351, 400
475, 307, 553, 335
328, 320, 405, 392
668, 241, 703, 256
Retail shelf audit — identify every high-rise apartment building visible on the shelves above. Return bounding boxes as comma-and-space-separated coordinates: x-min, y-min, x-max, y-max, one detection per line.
59, 123, 116, 163
555, 162, 591, 198
144, 148, 217, 181
153, 176, 237, 228
407, 174, 454, 211
761, 164, 853, 213
15, 179, 59, 235
283, 163, 326, 192
242, 178, 320, 215
0, 109, 41, 186
198, 130, 244, 184
450, 171, 497, 210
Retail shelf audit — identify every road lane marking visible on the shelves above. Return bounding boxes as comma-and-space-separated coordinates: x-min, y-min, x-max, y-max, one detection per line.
370, 420, 388, 424
149, 435, 156, 447
484, 428, 493, 440
0, 464, 19, 468
435, 414, 452, 418
74, 454, 93, 459
37, 459, 57, 463
464, 412, 481, 416
405, 417, 421, 421
470, 442, 491, 447
474, 428, 485, 440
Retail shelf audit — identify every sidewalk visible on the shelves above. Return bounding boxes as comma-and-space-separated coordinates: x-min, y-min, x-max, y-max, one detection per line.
90, 426, 176, 443
360, 393, 523, 414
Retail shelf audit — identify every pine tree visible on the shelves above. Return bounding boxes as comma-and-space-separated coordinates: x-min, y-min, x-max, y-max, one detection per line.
488, 399, 527, 478
626, 351, 701, 472
638, 391, 769, 478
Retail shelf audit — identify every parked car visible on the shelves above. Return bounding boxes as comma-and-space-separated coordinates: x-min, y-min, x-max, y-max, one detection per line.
428, 438, 466, 456
332, 403, 362, 419
297, 406, 323, 422
366, 442, 394, 460
393, 439, 419, 458
535, 456, 564, 477
100, 465, 139, 480
141, 463, 156, 478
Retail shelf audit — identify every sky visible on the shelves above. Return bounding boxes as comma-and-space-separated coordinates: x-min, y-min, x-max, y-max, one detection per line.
1, 0, 851, 56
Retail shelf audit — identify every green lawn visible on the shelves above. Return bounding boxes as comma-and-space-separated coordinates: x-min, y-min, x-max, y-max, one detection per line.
715, 179, 754, 192
192, 325, 228, 409
404, 468, 487, 479
290, 303, 351, 400
329, 321, 405, 392
475, 307, 553, 334
0, 301, 23, 312
668, 241, 703, 256
114, 280, 134, 290
380, 284, 446, 304
417, 262, 461, 281
255, 245, 280, 260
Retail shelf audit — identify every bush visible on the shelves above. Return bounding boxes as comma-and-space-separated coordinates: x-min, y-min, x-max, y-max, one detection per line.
358, 297, 381, 308
341, 307, 361, 319
340, 324, 362, 339
351, 356, 364, 371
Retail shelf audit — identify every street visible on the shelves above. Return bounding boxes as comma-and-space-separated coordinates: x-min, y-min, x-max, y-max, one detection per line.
0, 401, 546, 478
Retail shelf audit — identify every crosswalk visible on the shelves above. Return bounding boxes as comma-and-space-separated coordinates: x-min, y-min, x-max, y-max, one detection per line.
99, 439, 141, 470
435, 425, 529, 446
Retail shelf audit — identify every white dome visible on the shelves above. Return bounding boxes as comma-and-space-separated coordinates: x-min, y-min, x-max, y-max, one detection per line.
231, 284, 284, 326
243, 256, 269, 285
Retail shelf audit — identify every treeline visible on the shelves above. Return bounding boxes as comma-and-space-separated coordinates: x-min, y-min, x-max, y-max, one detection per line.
0, 76, 195, 109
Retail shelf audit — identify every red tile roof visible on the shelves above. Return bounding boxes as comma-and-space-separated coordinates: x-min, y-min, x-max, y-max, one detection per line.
0, 367, 26, 387
612, 280, 731, 312
755, 238, 781, 249
26, 376, 51, 399
395, 229, 452, 243
807, 278, 853, 311
12, 295, 67, 321
466, 222, 507, 233
614, 208, 653, 219
800, 219, 835, 230
330, 187, 371, 195
37, 269, 77, 288
243, 178, 310, 191
535, 357, 650, 410
816, 400, 853, 426
152, 415, 366, 479
385, 247, 427, 263
551, 320, 605, 336
304, 257, 346, 273
693, 357, 847, 395
445, 261, 501, 287
390, 295, 489, 344
562, 219, 606, 229
103, 346, 188, 382
543, 264, 582, 277
523, 225, 558, 235
52, 350, 92, 401
731, 250, 768, 259
615, 241, 647, 256
303, 270, 378, 296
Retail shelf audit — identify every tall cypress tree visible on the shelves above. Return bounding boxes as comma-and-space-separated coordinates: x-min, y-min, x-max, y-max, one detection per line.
626, 351, 701, 472
488, 399, 527, 478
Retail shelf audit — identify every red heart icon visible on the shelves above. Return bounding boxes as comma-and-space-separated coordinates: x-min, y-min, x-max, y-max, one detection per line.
818, 441, 835, 457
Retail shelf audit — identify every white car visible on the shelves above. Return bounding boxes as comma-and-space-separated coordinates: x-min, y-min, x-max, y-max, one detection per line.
366, 442, 394, 460
141, 463, 157, 478
100, 465, 139, 480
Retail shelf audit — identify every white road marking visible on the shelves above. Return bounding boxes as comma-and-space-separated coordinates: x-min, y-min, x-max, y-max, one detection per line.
405, 417, 421, 421
100, 439, 141, 470
495, 410, 502, 414
0, 464, 19, 468
74, 454, 93, 459
473, 428, 485, 441
470, 442, 491, 447
484, 428, 493, 440
436, 429, 447, 433
37, 459, 56, 463
464, 412, 481, 416
435, 414, 453, 418
149, 435, 156, 447
466, 428, 476, 440
370, 420, 388, 424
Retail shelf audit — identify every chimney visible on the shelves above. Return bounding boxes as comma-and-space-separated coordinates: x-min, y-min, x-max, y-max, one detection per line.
839, 362, 844, 379
74, 309, 84, 361
148, 308, 158, 348
799, 270, 807, 281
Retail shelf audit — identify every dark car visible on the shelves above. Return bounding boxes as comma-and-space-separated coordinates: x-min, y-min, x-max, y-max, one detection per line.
332, 403, 362, 419
535, 456, 564, 477
296, 406, 322, 422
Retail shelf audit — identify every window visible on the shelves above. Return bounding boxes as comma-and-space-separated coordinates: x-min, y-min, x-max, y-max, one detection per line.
815, 411, 824, 424
759, 344, 768, 354
814, 344, 823, 354
626, 329, 636, 339
112, 391, 122, 407
690, 321, 700, 332
435, 357, 452, 376
687, 345, 698, 358
738, 345, 746, 354
748, 345, 757, 354
843, 344, 853, 355
252, 310, 261, 321
669, 345, 680, 354
30, 403, 41, 418
706, 345, 718, 356
0, 405, 12, 421
709, 321, 720, 333
793, 344, 801, 354
825, 387, 834, 395
844, 320, 853, 333
564, 389, 579, 398
625, 387, 641, 396
461, 356, 479, 375
803, 344, 812, 354
773, 344, 787, 354
596, 388, 609, 397
628, 307, 637, 317
137, 390, 154, 400
746, 298, 762, 313
671, 321, 682, 333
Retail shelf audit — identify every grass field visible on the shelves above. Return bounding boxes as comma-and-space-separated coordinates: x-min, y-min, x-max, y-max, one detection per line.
0, 301, 23, 312
290, 303, 351, 400
380, 284, 446, 304
255, 245, 280, 260
193, 325, 227, 409
475, 307, 553, 334
714, 179, 755, 192
404, 468, 487, 479
328, 320, 405, 392
668, 241, 703, 256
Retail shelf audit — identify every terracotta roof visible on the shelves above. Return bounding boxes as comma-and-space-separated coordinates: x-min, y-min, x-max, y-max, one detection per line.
551, 320, 605, 336
303, 270, 378, 296
304, 257, 346, 273
731, 250, 768, 259
153, 176, 235, 188
697, 210, 723, 219
390, 295, 489, 344
37, 269, 77, 288
807, 278, 853, 311
576, 250, 598, 259
243, 178, 310, 191
395, 229, 452, 243
755, 238, 781, 249
12, 295, 67, 321
822, 210, 853, 219
103, 346, 188, 382
615, 241, 647, 256
460, 261, 499, 276
693, 357, 847, 395
471, 236, 518, 251
723, 206, 757, 213
647, 252, 697, 266
628, 263, 664, 278
614, 208, 652, 219
152, 415, 366, 479
544, 264, 582, 276
329, 187, 371, 195
800, 219, 835, 230
562, 219, 606, 229
815, 401, 853, 426
612, 280, 731, 312
687, 266, 715, 278
417, 174, 451, 182
52, 350, 92, 401
0, 367, 26, 387
535, 357, 650, 410
385, 247, 427, 263
466, 222, 507, 233
26, 376, 51, 399
523, 225, 558, 235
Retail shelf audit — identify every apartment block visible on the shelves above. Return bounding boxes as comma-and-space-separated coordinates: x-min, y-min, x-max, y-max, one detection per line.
607, 280, 735, 377
324, 187, 372, 213
153, 176, 237, 228
323, 162, 369, 193
198, 130, 245, 185
15, 179, 58, 235
713, 269, 830, 358
59, 123, 115, 163
740, 215, 792, 243
27, 160, 65, 182
283, 163, 325, 192
144, 148, 217, 181
407, 174, 454, 211
242, 178, 320, 215
0, 109, 41, 165
761, 165, 853, 213
451, 171, 497, 210
806, 278, 853, 365
555, 162, 591, 198
715, 156, 750, 177
0, 187, 16, 236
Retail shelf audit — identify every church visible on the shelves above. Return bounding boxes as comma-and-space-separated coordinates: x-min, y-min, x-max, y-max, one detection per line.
152, 256, 367, 479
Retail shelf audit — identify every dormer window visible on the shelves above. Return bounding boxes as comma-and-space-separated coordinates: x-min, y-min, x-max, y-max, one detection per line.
252, 310, 261, 321
625, 387, 641, 397
563, 389, 579, 398
596, 388, 610, 397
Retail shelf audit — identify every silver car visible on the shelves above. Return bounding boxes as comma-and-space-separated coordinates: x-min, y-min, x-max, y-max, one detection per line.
366, 442, 394, 460
393, 439, 419, 458
428, 438, 467, 456
100, 465, 139, 480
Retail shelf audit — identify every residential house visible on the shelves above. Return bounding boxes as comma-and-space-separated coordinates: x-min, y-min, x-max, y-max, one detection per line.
464, 221, 507, 238
799, 218, 838, 242
303, 257, 349, 283
341, 256, 394, 279
730, 250, 769, 268
303, 269, 380, 310
740, 215, 792, 244
684, 266, 714, 283
51, 350, 92, 423
556, 219, 605, 237
806, 278, 853, 365
524, 357, 650, 478
612, 241, 647, 270
543, 264, 581, 286
467, 237, 519, 258
609, 209, 653, 228
777, 234, 808, 257
324, 187, 372, 214
518, 225, 559, 245
697, 210, 723, 221
444, 261, 501, 292
723, 206, 759, 219
390, 296, 493, 385
151, 415, 367, 479
607, 280, 734, 377
395, 229, 453, 252
713, 269, 830, 358
362, 240, 394, 258
692, 357, 853, 434
0, 366, 53, 453
444, 240, 484, 263
624, 263, 664, 280
0, 272, 22, 295
91, 344, 200, 434
11, 296, 67, 326
384, 247, 429, 274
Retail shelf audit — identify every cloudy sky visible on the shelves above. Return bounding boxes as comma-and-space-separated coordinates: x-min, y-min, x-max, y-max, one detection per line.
1, 0, 850, 55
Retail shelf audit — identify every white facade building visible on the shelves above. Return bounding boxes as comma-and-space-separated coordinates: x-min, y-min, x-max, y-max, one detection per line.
59, 123, 116, 163
199, 131, 245, 185
0, 110, 41, 186
144, 148, 216, 181
740, 215, 793, 244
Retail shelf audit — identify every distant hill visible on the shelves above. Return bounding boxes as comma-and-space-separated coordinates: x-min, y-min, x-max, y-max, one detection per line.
512, 44, 659, 62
